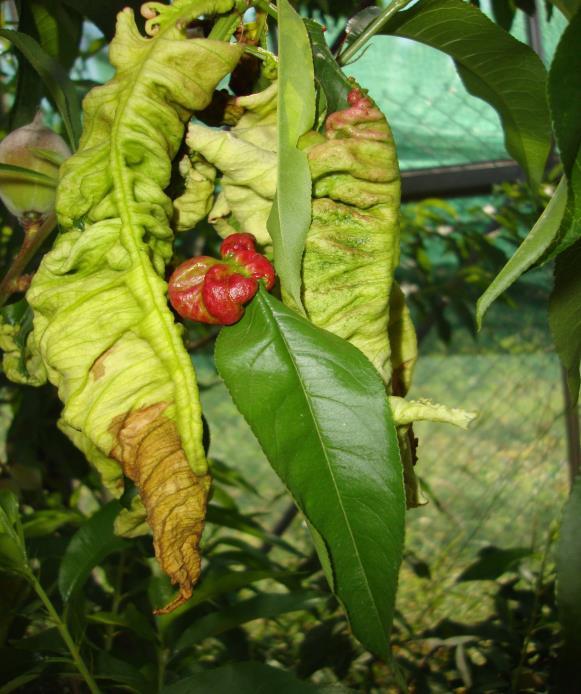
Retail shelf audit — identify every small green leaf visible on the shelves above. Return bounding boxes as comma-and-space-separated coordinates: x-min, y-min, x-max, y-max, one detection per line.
549, 240, 581, 402
59, 0, 143, 40
0, 29, 81, 148
304, 19, 351, 115
0, 163, 57, 187
267, 0, 316, 311
95, 650, 151, 692
557, 475, 581, 660
206, 505, 301, 555
546, 8, 581, 258
58, 502, 128, 601
22, 509, 83, 538
174, 591, 320, 652
29, 147, 68, 167
549, 0, 581, 20
457, 546, 531, 582
0, 490, 29, 576
382, 0, 552, 187
156, 569, 294, 629
476, 178, 567, 327
215, 288, 405, 660
161, 662, 321, 694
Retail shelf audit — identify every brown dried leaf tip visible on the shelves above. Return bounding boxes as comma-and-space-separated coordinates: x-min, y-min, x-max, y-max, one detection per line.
110, 403, 211, 614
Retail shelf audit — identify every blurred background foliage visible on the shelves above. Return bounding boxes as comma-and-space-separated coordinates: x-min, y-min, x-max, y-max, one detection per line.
0, 0, 576, 692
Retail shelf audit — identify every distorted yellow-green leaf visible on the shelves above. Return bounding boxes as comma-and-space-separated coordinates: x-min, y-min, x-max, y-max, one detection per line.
23, 0, 242, 611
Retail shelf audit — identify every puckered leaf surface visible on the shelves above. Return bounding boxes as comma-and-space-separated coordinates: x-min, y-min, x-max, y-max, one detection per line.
302, 94, 400, 383
25, 0, 242, 611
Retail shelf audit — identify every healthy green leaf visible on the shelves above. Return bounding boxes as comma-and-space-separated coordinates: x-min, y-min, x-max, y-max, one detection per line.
58, 502, 128, 601
206, 505, 301, 555
0, 491, 29, 576
59, 0, 143, 40
457, 546, 531, 582
0, 29, 82, 149
267, 0, 316, 311
8, 3, 45, 129
24, 1, 242, 611
476, 178, 567, 327
304, 19, 351, 115
215, 288, 405, 660
557, 475, 581, 660
382, 0, 552, 187
174, 591, 321, 652
161, 662, 321, 694
29, 0, 83, 70
549, 240, 581, 402
549, 0, 581, 20
0, 163, 57, 187
156, 569, 295, 629
22, 509, 83, 538
95, 650, 151, 693
546, 8, 581, 258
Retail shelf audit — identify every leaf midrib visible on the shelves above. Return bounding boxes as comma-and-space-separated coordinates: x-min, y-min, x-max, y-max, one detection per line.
258, 292, 386, 639
109, 6, 206, 471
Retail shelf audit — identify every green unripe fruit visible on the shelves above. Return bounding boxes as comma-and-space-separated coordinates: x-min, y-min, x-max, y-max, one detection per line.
0, 113, 70, 226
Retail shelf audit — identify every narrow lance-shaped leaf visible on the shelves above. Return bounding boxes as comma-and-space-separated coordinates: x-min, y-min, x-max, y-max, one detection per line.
546, 8, 581, 259
0, 163, 56, 187
216, 288, 406, 660
549, 240, 581, 402
23, 0, 242, 612
0, 29, 82, 149
0, 490, 29, 576
477, 178, 567, 327
381, 0, 552, 187
557, 475, 581, 662
267, 0, 316, 311
162, 662, 321, 694
58, 502, 128, 601
304, 19, 351, 115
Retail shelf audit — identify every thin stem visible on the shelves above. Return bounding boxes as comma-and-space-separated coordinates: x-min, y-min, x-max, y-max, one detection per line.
243, 44, 277, 62
0, 213, 56, 307
513, 530, 553, 689
208, 10, 241, 41
253, 1, 278, 20
104, 551, 126, 652
338, 0, 414, 66
29, 573, 101, 694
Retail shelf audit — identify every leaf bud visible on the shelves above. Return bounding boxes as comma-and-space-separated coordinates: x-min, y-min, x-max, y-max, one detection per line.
0, 113, 71, 226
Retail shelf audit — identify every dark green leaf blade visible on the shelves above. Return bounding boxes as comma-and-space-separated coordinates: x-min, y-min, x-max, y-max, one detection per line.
59, 0, 143, 41
215, 289, 405, 659
0, 163, 57, 186
58, 502, 128, 601
161, 661, 321, 694
546, 8, 581, 258
0, 491, 29, 576
557, 475, 581, 662
267, 0, 316, 312
174, 591, 321, 652
0, 29, 82, 148
305, 19, 351, 115
457, 546, 531, 582
382, 0, 552, 187
477, 178, 567, 327
549, 240, 581, 402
